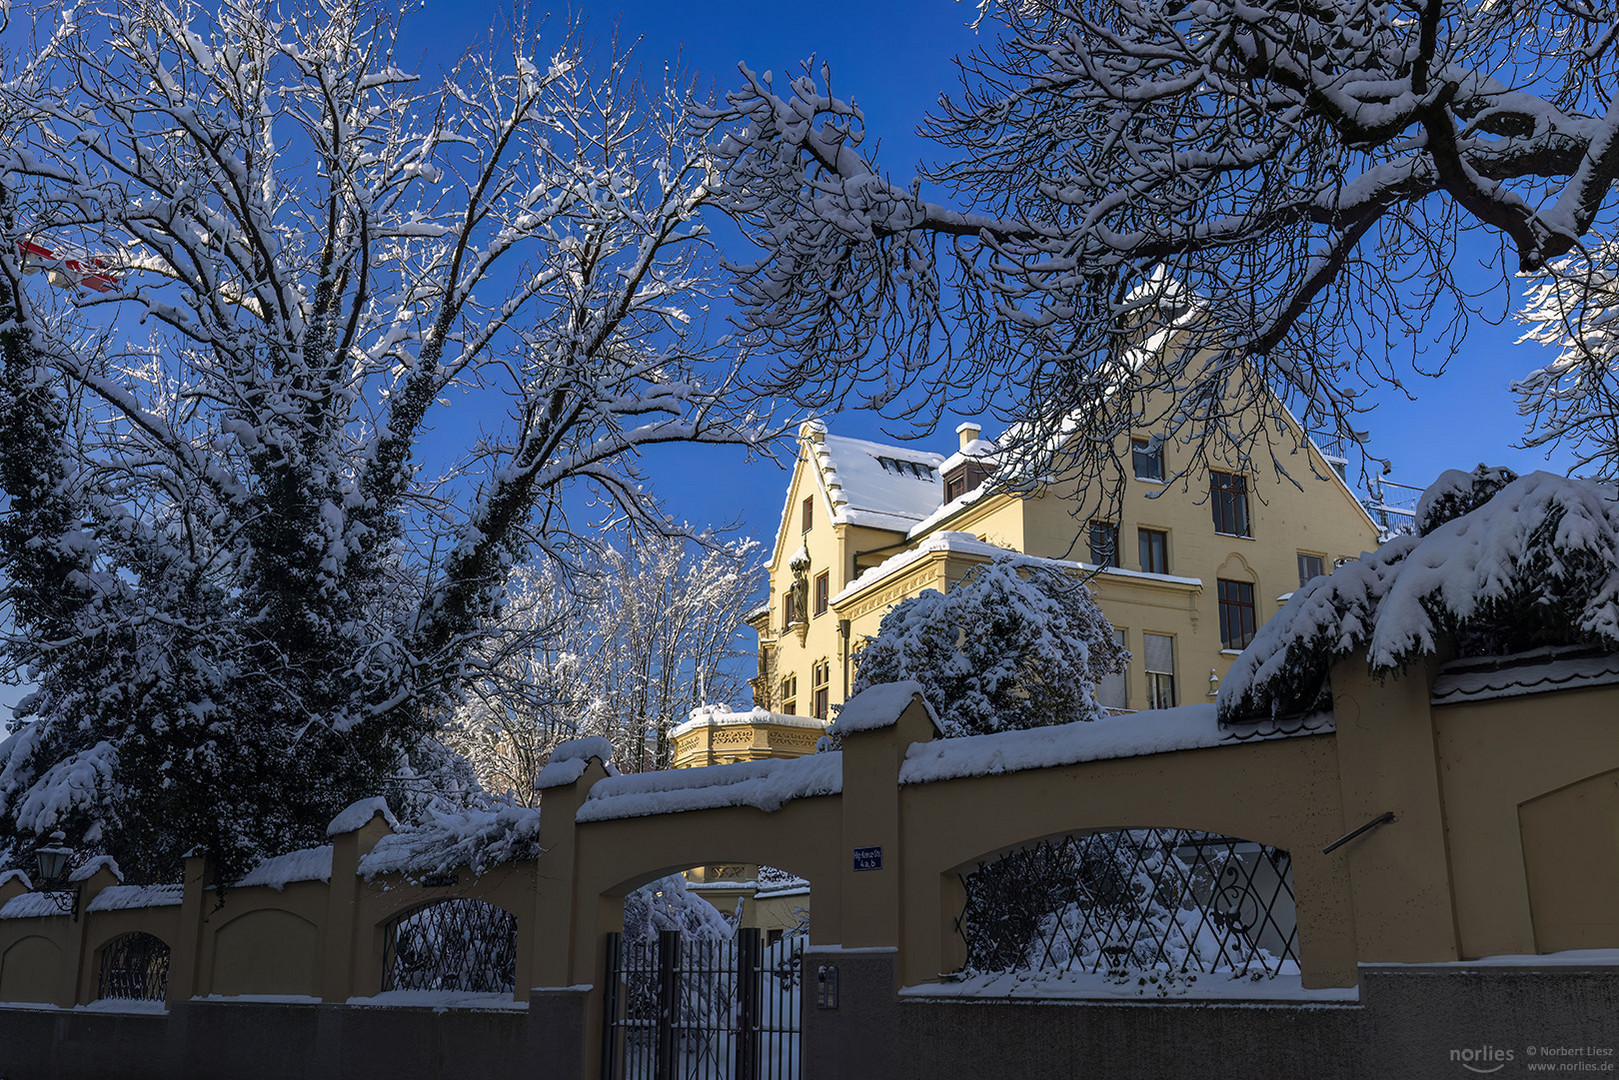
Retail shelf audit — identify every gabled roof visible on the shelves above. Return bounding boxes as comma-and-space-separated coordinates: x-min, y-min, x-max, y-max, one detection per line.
805, 425, 946, 531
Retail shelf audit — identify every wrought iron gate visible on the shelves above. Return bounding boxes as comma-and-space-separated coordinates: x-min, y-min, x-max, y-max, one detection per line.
602, 928, 802, 1080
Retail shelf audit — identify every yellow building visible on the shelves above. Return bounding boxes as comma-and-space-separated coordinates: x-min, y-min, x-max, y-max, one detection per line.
673, 370, 1383, 770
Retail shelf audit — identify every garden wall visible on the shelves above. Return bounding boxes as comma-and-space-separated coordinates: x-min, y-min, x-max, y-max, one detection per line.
3, 651, 1618, 1079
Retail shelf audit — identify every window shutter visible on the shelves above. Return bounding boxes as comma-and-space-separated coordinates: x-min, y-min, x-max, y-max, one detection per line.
1143, 632, 1174, 674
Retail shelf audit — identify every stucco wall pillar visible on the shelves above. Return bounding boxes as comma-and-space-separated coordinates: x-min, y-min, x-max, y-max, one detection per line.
835, 694, 936, 950
323, 808, 393, 1001
534, 754, 608, 1080
68, 863, 122, 1004
1328, 653, 1460, 963
168, 852, 209, 1001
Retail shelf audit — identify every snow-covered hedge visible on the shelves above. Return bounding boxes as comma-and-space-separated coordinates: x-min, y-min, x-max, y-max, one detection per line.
358, 804, 543, 881
1219, 467, 1619, 721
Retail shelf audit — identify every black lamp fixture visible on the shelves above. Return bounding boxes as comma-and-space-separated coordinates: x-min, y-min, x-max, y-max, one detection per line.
32, 834, 78, 918
34, 843, 71, 884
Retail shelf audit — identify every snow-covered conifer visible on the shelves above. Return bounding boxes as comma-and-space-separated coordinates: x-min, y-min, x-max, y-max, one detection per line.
1220, 467, 1619, 721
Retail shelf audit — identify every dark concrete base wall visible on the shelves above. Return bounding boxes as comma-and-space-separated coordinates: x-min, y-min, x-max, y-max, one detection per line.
2, 966, 1615, 1079
0, 989, 589, 1080
897, 966, 1619, 1080
900, 993, 1363, 1080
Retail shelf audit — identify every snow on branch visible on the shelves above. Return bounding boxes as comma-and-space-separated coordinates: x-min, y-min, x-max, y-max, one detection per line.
701, 1, 1619, 506
357, 804, 543, 881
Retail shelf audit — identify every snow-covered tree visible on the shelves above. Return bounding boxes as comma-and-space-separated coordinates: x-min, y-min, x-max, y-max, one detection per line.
0, 1, 771, 882
1517, 240, 1619, 477
449, 535, 763, 800
848, 555, 1126, 737
702, 1, 1619, 502
1219, 465, 1619, 721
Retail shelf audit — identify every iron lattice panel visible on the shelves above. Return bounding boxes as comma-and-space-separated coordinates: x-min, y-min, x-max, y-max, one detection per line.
957, 829, 1298, 980
602, 928, 803, 1080
97, 932, 171, 1001
382, 898, 517, 993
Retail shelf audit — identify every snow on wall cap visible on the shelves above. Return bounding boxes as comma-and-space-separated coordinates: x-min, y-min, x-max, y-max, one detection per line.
0, 869, 31, 890
832, 681, 939, 735
536, 735, 616, 790
68, 855, 121, 884
326, 796, 399, 837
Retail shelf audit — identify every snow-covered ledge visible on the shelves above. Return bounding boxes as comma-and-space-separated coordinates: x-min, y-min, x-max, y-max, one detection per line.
535, 736, 617, 790
669, 705, 827, 741
829, 680, 940, 736
899, 704, 1332, 786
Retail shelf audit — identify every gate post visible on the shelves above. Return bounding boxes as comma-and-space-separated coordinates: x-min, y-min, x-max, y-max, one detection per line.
656, 928, 681, 1080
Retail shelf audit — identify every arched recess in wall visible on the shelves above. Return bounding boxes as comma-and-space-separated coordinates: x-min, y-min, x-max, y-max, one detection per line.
378, 897, 520, 994
599, 850, 823, 902
95, 931, 171, 1002
0, 935, 62, 1003
211, 908, 319, 996
1519, 766, 1619, 953
951, 823, 1300, 982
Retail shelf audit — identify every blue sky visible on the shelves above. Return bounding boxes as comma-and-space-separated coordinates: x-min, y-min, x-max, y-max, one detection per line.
399, 0, 1577, 551
0, 1, 1584, 719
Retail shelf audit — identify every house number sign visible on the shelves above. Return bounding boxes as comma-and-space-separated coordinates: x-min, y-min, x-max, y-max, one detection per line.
852, 845, 883, 871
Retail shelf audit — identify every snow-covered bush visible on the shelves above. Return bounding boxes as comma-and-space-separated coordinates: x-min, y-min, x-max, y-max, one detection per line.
1220, 466, 1619, 721
622, 872, 737, 949
849, 555, 1127, 737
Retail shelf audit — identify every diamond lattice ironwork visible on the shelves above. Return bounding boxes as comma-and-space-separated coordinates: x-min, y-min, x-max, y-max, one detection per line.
957, 829, 1298, 979
97, 931, 171, 1001
382, 898, 517, 993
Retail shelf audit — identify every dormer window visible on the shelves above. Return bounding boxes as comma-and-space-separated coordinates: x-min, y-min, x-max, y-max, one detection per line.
943, 459, 993, 502
876, 456, 937, 480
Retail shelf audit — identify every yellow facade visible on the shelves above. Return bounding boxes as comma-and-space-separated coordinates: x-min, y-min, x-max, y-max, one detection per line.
738, 403, 1381, 730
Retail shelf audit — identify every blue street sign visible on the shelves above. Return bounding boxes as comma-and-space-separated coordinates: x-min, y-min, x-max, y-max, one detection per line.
853, 845, 883, 871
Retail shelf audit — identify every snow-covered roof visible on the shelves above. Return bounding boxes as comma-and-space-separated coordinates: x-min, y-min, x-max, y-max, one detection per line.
834, 532, 1015, 606
358, 804, 543, 879
899, 704, 1331, 785
0, 892, 65, 919
85, 883, 185, 913
937, 438, 999, 477
669, 705, 828, 741
833, 531, 1200, 608
808, 429, 946, 531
